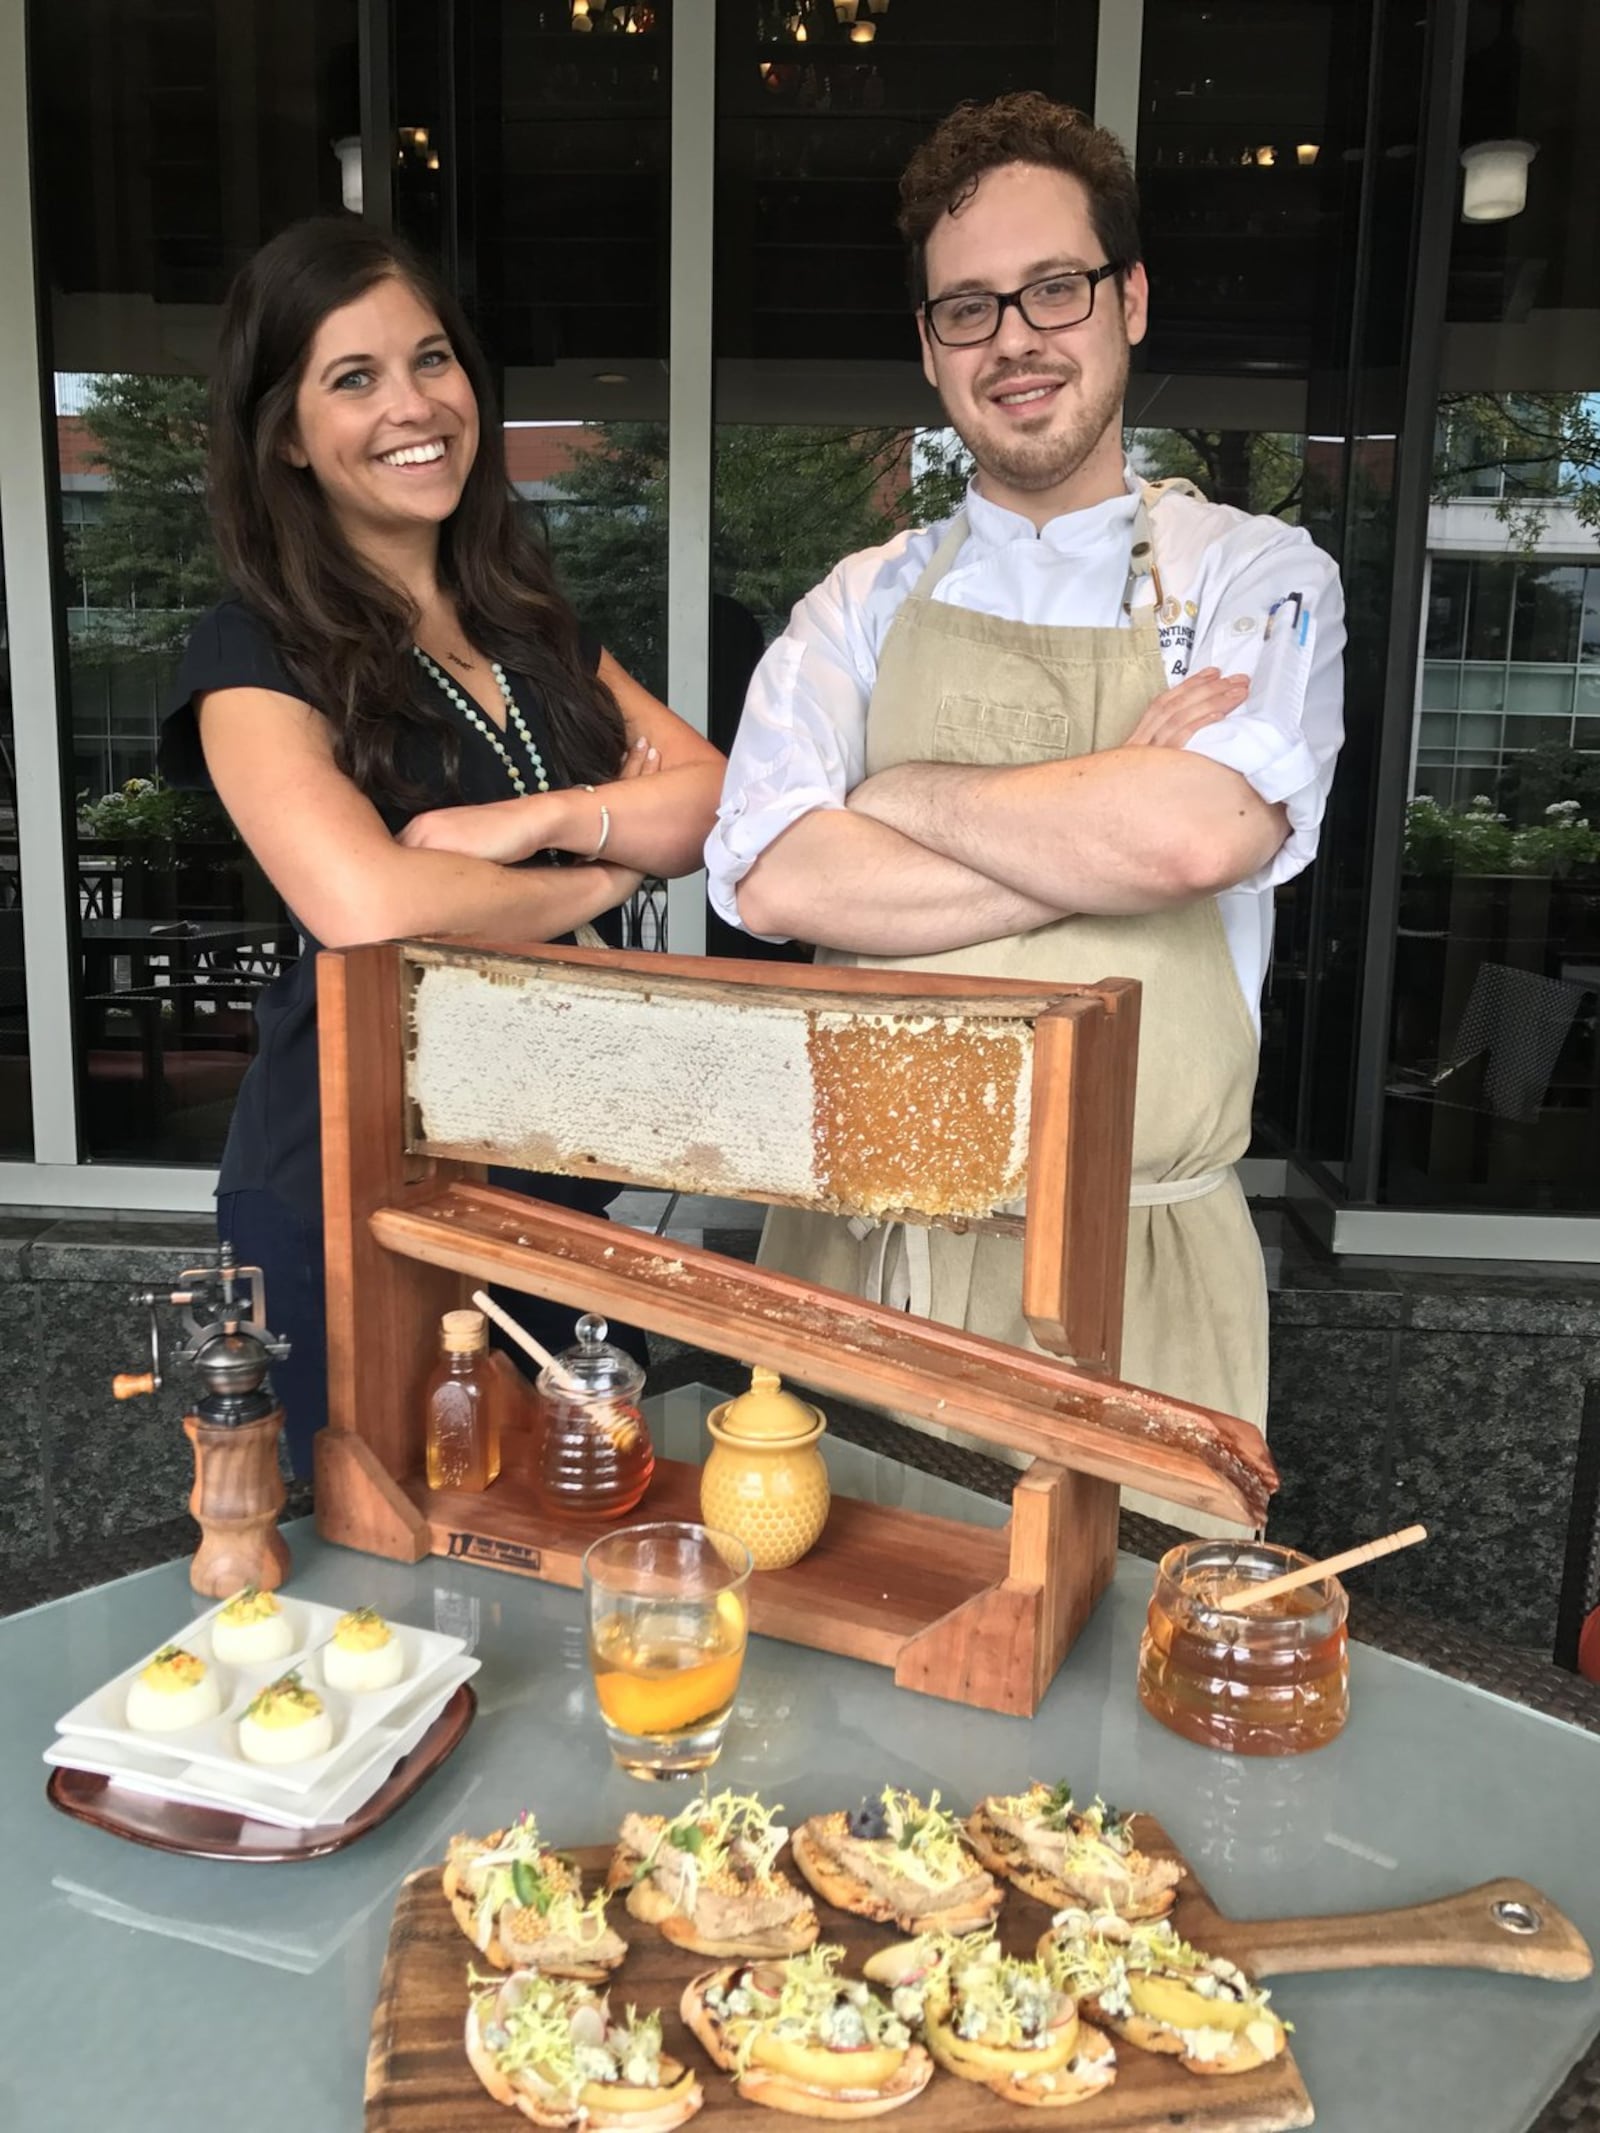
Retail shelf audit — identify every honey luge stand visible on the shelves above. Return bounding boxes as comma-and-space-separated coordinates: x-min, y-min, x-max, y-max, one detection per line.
316, 941, 1275, 1716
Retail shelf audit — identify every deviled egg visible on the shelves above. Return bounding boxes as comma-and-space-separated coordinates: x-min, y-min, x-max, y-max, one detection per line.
126, 1645, 223, 1734
211, 1585, 295, 1667
322, 1606, 407, 1694
238, 1672, 334, 1766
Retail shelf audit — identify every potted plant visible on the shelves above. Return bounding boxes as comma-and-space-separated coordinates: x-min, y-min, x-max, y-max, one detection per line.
76, 778, 235, 920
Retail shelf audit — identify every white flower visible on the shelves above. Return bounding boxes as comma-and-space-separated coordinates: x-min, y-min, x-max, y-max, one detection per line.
1547, 799, 1582, 817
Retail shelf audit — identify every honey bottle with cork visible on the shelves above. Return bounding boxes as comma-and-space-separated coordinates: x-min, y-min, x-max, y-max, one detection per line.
424, 1308, 497, 1492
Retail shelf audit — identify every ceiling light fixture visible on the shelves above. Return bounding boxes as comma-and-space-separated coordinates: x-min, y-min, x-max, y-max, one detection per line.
333, 136, 363, 214
1460, 138, 1537, 221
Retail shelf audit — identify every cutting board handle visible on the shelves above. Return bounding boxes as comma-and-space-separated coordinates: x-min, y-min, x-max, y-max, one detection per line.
1203, 1878, 1592, 1982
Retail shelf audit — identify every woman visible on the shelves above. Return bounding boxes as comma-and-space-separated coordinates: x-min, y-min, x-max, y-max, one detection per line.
161, 219, 723, 1477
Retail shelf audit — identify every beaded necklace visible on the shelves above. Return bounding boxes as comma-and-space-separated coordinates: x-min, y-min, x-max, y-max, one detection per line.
412, 645, 551, 795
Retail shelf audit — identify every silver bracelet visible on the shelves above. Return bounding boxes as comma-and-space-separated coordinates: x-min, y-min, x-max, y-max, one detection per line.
581, 787, 611, 862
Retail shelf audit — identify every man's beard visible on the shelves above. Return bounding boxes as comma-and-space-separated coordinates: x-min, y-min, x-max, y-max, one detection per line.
952, 343, 1129, 497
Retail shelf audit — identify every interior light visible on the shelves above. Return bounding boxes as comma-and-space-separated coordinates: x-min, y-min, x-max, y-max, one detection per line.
849, 19, 875, 38
1460, 139, 1537, 222
333, 137, 363, 215
1296, 143, 1320, 166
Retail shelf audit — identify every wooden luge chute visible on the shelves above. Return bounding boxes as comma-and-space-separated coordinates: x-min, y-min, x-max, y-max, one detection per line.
314, 939, 1276, 1716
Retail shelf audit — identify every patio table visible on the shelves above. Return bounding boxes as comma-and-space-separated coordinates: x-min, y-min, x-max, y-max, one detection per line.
4, 1384, 1598, 2133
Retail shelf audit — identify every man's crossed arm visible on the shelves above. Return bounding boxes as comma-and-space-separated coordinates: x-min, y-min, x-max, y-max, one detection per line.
734, 667, 1288, 954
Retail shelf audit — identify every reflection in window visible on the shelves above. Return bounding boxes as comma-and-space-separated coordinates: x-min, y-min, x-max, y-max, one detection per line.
59, 373, 296, 1167
1426, 557, 1470, 659
521, 422, 671, 703
1386, 12, 1600, 1210
36, 0, 357, 1165
0, 492, 32, 1158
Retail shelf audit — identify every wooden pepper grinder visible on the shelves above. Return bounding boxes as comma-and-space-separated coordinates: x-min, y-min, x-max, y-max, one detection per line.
112, 1246, 294, 1596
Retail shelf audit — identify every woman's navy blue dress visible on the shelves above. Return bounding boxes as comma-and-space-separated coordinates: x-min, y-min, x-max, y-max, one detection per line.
161, 602, 641, 1475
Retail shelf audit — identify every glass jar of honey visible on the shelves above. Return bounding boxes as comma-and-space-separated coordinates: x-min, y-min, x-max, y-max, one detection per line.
1136, 1540, 1349, 1756
535, 1315, 654, 1521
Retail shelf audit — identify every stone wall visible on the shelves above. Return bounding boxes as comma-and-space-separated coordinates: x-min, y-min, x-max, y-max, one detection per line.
1260, 1223, 1600, 1656
0, 1213, 217, 1567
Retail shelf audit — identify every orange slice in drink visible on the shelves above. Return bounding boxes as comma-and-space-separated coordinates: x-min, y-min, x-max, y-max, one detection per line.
593, 1648, 744, 1738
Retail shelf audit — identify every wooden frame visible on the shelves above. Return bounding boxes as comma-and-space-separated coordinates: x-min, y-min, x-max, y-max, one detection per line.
314, 940, 1275, 1717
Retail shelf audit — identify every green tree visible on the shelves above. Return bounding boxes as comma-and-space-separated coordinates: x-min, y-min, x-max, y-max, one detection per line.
1433, 391, 1600, 550
546, 420, 964, 694
1496, 741, 1600, 827
539, 425, 671, 696
1129, 427, 1306, 519
67, 374, 221, 658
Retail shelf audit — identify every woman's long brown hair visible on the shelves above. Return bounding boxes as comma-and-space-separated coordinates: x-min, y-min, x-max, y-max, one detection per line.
208, 218, 625, 804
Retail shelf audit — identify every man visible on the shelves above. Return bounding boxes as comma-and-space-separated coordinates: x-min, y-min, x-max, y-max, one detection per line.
704, 93, 1344, 1479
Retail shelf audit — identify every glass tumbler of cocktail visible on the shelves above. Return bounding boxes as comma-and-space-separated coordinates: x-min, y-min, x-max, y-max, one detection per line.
583, 1522, 752, 1778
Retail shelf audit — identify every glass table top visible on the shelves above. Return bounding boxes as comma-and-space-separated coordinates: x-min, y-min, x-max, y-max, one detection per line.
4, 1390, 1598, 2133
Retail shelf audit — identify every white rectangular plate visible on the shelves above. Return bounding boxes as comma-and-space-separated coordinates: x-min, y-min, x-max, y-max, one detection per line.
53, 1595, 468, 1796
47, 1655, 478, 1831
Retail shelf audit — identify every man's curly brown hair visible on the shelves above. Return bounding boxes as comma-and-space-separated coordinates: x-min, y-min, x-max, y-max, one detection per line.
897, 92, 1141, 307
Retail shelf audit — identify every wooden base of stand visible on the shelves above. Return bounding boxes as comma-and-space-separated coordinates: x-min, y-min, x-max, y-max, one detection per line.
313, 1442, 1115, 1718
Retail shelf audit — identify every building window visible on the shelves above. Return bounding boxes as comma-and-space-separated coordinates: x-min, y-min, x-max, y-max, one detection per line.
1384, 0, 1600, 1211
33, 1, 359, 1166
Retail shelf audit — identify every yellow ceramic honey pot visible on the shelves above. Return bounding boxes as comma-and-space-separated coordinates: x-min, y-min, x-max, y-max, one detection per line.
701, 1367, 830, 1571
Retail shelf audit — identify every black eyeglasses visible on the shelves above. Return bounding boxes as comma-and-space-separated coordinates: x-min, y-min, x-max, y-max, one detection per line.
921, 262, 1126, 348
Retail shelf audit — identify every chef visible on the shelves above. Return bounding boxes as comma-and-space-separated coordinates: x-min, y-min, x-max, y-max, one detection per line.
704, 92, 1345, 1503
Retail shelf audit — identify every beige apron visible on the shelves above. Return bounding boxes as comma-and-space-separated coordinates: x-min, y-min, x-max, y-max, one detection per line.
760, 487, 1267, 1534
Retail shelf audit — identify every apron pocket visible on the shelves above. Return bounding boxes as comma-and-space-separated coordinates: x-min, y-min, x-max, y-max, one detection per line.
931, 693, 1084, 767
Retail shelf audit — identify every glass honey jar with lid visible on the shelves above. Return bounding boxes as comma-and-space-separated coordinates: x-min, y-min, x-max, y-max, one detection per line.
535, 1314, 653, 1520
1137, 1539, 1350, 1757
701, 1366, 830, 1571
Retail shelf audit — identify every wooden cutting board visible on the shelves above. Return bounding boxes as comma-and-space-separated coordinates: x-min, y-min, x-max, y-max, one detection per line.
364, 1824, 1590, 2133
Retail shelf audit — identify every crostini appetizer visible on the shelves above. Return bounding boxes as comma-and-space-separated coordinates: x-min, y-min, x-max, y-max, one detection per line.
445, 1813, 628, 1978
467, 1971, 702, 2130
864, 1930, 1116, 2109
1039, 1909, 1288, 2077
966, 1782, 1183, 1919
682, 1946, 932, 2119
791, 1788, 1002, 1935
609, 1790, 819, 1958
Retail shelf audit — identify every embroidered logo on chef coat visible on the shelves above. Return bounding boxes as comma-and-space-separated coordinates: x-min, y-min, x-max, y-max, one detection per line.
1157, 600, 1199, 676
